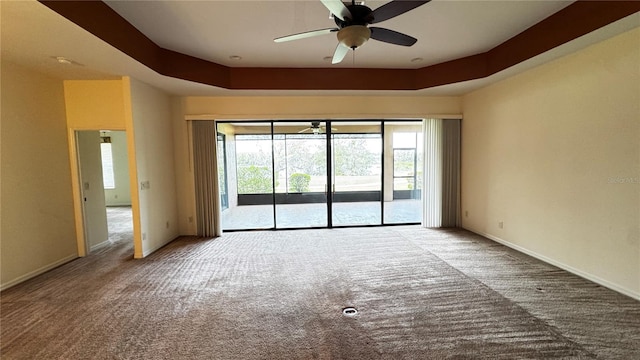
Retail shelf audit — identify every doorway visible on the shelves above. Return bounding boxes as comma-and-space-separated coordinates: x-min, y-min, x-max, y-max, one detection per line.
76, 130, 133, 253
217, 120, 422, 231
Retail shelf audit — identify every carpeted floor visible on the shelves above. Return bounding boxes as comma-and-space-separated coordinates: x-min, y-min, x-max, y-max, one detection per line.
1, 226, 639, 359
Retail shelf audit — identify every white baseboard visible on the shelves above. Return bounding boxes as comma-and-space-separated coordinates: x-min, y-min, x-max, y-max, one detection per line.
0, 254, 78, 291
141, 234, 179, 258
463, 227, 640, 301
90, 239, 112, 252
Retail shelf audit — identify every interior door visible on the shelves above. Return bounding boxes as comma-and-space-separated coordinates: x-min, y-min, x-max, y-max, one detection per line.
76, 131, 109, 251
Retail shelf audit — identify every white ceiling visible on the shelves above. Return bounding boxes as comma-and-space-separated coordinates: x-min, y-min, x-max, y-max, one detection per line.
2, 0, 638, 96
103, 0, 572, 69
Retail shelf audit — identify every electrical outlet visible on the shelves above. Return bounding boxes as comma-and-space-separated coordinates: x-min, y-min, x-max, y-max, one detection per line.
142, 232, 147, 241
188, 216, 193, 223
140, 181, 150, 190
465, 211, 468, 218
166, 221, 170, 229
498, 221, 504, 229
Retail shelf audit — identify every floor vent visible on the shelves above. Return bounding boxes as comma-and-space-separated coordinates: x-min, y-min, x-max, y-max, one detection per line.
342, 307, 358, 317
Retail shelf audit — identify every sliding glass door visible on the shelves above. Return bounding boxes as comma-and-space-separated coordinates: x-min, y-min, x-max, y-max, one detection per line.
383, 122, 423, 224
218, 122, 275, 230
216, 133, 228, 210
331, 122, 382, 226
273, 122, 328, 228
217, 120, 422, 231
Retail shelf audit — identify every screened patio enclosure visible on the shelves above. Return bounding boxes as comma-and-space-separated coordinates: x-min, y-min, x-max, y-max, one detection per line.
216, 120, 423, 231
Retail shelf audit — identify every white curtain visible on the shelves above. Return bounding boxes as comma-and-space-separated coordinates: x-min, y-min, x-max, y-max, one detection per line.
192, 121, 222, 237
422, 119, 443, 227
421, 119, 461, 228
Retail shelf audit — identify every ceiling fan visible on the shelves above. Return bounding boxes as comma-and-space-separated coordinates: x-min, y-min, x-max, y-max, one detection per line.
298, 121, 337, 134
274, 0, 430, 64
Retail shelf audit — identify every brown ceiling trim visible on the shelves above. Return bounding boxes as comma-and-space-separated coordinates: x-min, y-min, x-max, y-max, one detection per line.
39, 1, 640, 91
228, 68, 417, 91
487, 1, 640, 75
159, 49, 230, 88
415, 54, 487, 89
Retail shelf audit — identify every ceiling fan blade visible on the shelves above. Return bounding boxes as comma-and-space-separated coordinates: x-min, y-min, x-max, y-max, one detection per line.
320, 0, 352, 21
370, 27, 417, 46
371, 1, 431, 24
274, 28, 338, 43
332, 43, 350, 64
298, 128, 312, 133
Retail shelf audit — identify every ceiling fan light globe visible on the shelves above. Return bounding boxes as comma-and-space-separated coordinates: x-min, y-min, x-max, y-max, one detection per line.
337, 25, 371, 49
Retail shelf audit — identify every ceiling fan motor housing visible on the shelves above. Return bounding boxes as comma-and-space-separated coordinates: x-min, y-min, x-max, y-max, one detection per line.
334, 4, 375, 27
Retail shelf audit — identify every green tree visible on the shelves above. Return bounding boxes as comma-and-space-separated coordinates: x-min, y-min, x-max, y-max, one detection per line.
333, 138, 378, 176
286, 138, 326, 176
289, 173, 311, 192
237, 165, 273, 194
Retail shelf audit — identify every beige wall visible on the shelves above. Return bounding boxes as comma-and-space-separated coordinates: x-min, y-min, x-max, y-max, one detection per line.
171, 98, 197, 235
184, 96, 461, 120
1, 61, 77, 289
129, 79, 179, 257
64, 80, 127, 130
461, 28, 640, 298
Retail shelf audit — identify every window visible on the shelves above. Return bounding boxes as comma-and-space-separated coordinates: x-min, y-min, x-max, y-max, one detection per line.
100, 138, 115, 189
392, 132, 421, 199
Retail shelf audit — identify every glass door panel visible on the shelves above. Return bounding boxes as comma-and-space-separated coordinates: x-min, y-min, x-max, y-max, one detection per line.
218, 122, 275, 230
383, 121, 423, 224
331, 122, 382, 226
216, 134, 228, 210
273, 122, 327, 228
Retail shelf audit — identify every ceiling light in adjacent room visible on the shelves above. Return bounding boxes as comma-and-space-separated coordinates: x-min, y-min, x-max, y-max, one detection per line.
410, 57, 424, 63
54, 56, 72, 64
50, 56, 83, 66
229, 55, 242, 61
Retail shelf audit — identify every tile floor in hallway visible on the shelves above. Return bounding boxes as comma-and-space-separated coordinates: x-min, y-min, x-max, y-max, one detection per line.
106, 206, 133, 243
